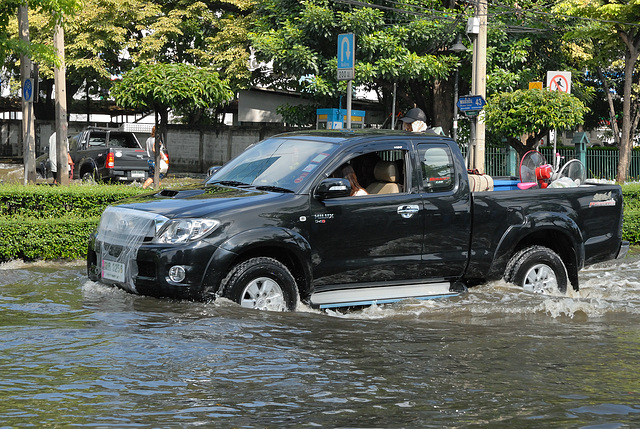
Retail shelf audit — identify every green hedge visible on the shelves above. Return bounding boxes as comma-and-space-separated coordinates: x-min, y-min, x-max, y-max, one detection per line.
0, 216, 100, 261
1, 182, 640, 263
622, 184, 640, 245
0, 183, 147, 219
0, 184, 148, 262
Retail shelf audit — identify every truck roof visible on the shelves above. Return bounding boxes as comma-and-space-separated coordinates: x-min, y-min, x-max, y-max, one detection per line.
275, 129, 449, 145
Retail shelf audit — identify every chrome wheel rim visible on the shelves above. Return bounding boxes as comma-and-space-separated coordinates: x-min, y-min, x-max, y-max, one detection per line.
523, 264, 558, 294
240, 277, 286, 311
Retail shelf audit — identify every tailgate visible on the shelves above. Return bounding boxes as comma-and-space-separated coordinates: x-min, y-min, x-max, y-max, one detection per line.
111, 148, 149, 179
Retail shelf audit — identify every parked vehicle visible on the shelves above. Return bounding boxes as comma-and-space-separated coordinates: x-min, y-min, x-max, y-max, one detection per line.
87, 130, 628, 311
37, 127, 150, 182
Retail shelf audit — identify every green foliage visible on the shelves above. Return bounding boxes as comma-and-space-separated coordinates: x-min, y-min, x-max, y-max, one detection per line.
111, 63, 234, 112
250, 0, 463, 107
0, 183, 148, 261
276, 103, 318, 127
0, 216, 99, 261
0, 184, 147, 219
0, 0, 81, 65
484, 88, 589, 157
622, 184, 640, 245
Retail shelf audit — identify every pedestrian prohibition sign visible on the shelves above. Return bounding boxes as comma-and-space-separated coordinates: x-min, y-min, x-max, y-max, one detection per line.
547, 71, 571, 94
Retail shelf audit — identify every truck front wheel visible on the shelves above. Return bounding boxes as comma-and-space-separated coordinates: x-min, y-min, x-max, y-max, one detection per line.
505, 246, 568, 294
221, 257, 298, 311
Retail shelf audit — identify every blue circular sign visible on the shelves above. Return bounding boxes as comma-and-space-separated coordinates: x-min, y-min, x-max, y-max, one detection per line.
23, 78, 33, 102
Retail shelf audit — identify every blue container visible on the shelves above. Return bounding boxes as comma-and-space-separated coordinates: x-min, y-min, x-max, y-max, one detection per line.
493, 177, 520, 191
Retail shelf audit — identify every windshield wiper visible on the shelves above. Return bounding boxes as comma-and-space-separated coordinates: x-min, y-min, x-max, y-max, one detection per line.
254, 185, 294, 193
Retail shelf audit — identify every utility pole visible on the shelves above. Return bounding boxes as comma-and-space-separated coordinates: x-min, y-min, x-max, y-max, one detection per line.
18, 5, 36, 185
471, 0, 487, 173
53, 18, 69, 186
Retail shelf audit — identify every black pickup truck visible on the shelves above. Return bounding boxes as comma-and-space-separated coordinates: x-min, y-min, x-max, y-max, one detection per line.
38, 127, 150, 182
87, 130, 628, 311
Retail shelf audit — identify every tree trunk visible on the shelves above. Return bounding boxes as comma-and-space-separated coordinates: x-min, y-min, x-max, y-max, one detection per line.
616, 30, 640, 184
431, 78, 453, 136
597, 67, 621, 146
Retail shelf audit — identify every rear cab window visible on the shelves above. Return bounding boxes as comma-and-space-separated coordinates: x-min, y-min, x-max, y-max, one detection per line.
418, 144, 455, 193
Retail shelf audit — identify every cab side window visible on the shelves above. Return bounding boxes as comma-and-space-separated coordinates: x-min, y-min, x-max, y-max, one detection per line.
419, 145, 454, 192
327, 149, 408, 196
352, 149, 407, 195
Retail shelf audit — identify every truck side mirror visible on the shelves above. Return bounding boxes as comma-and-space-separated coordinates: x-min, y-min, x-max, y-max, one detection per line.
314, 178, 351, 200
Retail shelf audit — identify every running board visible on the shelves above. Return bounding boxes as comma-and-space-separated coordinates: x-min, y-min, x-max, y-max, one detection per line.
310, 282, 458, 309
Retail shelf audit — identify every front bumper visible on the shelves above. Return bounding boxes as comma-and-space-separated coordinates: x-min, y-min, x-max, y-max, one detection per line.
87, 238, 235, 300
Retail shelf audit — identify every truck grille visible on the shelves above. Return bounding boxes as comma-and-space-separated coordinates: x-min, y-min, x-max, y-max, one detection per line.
95, 207, 168, 291
96, 206, 168, 246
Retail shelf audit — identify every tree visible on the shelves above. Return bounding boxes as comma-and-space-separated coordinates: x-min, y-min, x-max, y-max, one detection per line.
0, 0, 79, 65
555, 0, 640, 183
249, 0, 464, 128
111, 63, 233, 186
3, 0, 253, 124
483, 88, 589, 159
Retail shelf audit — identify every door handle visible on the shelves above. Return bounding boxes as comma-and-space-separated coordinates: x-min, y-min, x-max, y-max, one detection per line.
397, 205, 420, 219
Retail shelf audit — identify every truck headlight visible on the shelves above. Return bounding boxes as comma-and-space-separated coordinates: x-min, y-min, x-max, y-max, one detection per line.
154, 219, 220, 243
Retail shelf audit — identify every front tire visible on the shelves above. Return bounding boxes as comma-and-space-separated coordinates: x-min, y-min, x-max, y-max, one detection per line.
504, 245, 568, 294
221, 257, 298, 311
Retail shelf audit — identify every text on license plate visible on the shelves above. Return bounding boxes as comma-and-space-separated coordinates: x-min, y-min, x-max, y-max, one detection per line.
102, 260, 125, 282
131, 170, 145, 178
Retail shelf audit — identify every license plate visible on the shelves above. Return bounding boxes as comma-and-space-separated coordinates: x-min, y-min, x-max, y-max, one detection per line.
102, 260, 125, 282
131, 170, 145, 178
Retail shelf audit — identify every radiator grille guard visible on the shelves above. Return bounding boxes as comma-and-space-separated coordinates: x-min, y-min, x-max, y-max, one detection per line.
95, 206, 168, 293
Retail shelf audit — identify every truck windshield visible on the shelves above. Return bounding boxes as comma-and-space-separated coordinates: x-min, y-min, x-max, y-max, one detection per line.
207, 137, 338, 191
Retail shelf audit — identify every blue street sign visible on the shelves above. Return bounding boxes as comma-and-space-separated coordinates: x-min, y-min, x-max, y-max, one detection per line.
457, 95, 486, 112
337, 33, 355, 80
23, 78, 33, 103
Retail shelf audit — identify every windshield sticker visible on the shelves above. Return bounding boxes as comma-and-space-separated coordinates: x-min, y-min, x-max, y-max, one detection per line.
590, 192, 616, 207
302, 164, 317, 173
312, 153, 330, 163
294, 172, 310, 184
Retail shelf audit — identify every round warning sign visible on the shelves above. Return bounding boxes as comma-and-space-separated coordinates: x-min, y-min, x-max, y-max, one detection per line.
547, 71, 571, 94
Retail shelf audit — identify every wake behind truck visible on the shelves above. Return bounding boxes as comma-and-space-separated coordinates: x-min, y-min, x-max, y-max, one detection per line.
87, 129, 628, 311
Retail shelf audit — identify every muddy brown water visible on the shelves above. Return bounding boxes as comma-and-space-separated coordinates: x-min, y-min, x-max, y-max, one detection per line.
1, 254, 639, 428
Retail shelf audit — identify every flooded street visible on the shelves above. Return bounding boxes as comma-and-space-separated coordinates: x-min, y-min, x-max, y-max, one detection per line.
1, 254, 640, 428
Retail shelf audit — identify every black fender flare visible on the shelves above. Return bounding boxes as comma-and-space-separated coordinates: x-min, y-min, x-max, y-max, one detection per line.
488, 212, 585, 290
204, 226, 314, 298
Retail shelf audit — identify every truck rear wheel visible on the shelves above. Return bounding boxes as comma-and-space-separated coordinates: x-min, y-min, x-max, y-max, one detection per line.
82, 170, 98, 184
221, 257, 298, 311
504, 246, 568, 294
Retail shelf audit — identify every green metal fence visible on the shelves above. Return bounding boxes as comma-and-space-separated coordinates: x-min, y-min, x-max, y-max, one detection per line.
462, 145, 640, 181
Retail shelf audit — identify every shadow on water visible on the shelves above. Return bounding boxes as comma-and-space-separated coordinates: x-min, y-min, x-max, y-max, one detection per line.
1, 255, 639, 427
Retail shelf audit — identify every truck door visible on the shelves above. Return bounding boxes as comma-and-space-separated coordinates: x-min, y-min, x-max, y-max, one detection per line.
309, 143, 426, 286
417, 142, 471, 278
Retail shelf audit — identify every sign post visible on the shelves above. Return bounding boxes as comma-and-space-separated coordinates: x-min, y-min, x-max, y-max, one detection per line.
337, 33, 355, 129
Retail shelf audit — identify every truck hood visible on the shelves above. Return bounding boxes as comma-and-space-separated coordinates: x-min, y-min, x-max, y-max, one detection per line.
113, 184, 289, 219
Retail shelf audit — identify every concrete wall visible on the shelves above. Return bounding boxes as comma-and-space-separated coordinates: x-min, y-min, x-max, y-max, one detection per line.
0, 120, 297, 173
